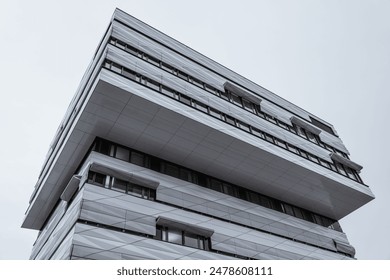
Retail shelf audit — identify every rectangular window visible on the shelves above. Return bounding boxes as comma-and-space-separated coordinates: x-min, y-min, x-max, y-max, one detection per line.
111, 63, 122, 74
297, 127, 307, 139
167, 228, 182, 245
308, 153, 319, 163
208, 178, 222, 192
193, 101, 208, 113
230, 93, 242, 106
127, 183, 143, 197
204, 84, 216, 94
115, 146, 130, 161
306, 131, 319, 144
287, 144, 299, 154
220, 91, 229, 100
345, 166, 357, 180
242, 99, 254, 112
209, 108, 222, 119
266, 115, 277, 124
225, 115, 236, 126
161, 85, 176, 98
192, 78, 204, 88
275, 139, 287, 149
283, 204, 295, 216
122, 68, 136, 80
163, 163, 180, 178
336, 162, 347, 176
112, 178, 127, 193
179, 94, 192, 106
130, 151, 145, 166
88, 171, 106, 186
319, 159, 330, 168
265, 133, 274, 143
146, 79, 160, 91
252, 127, 265, 139
237, 121, 250, 132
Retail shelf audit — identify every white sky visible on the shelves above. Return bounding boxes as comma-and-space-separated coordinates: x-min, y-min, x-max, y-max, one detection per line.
1, 0, 389, 259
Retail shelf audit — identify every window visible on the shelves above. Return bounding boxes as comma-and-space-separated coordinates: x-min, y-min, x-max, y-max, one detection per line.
237, 121, 250, 132
209, 108, 223, 120
88, 171, 106, 186
252, 127, 265, 139
130, 151, 146, 167
157, 226, 210, 250
225, 115, 236, 126
115, 146, 130, 161
275, 139, 287, 149
242, 99, 254, 112
306, 131, 318, 144
265, 133, 274, 143
179, 94, 191, 106
297, 126, 307, 139
193, 101, 208, 113
220, 91, 229, 100
111, 178, 127, 193
319, 159, 330, 168
287, 144, 299, 155
230, 93, 242, 106
335, 162, 347, 176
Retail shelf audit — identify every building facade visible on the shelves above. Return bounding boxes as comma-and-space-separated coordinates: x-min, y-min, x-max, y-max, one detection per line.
22, 9, 374, 260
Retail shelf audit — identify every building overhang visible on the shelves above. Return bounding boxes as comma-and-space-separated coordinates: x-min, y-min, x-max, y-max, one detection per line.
22, 71, 375, 230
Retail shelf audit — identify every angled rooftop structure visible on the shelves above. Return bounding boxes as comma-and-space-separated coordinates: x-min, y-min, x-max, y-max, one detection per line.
23, 8, 374, 260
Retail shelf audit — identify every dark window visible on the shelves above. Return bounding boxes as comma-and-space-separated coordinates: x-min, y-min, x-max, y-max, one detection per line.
230, 93, 242, 106
115, 146, 130, 161
193, 101, 208, 113
88, 171, 106, 186
225, 115, 236, 126
112, 178, 127, 193
157, 226, 210, 250
335, 162, 347, 176
309, 117, 335, 135
179, 94, 191, 106
242, 99, 254, 112
237, 121, 250, 132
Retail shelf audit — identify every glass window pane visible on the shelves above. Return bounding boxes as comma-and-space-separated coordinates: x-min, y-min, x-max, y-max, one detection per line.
194, 101, 208, 113
115, 146, 129, 161
209, 178, 222, 192
179, 94, 191, 105
112, 178, 127, 193
238, 121, 250, 132
168, 229, 182, 245
336, 162, 347, 176
162, 163, 179, 177
95, 173, 106, 186
242, 99, 254, 112
307, 131, 318, 143
265, 134, 274, 143
283, 204, 294, 216
184, 233, 198, 248
230, 93, 242, 106
220, 91, 229, 100
209, 108, 222, 119
127, 183, 142, 196
130, 151, 145, 166
252, 128, 264, 139
122, 68, 136, 80
225, 115, 236, 125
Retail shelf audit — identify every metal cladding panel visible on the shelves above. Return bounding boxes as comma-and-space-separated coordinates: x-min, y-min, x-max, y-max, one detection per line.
113, 9, 338, 134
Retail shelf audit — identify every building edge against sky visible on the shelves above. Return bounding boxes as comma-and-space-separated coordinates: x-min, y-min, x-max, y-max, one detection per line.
22, 8, 374, 260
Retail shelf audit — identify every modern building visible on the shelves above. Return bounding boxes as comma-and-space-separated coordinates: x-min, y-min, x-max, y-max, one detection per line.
22, 8, 374, 260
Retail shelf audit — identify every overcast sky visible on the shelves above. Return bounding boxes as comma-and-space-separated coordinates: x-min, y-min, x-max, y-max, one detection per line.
1, 0, 389, 259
